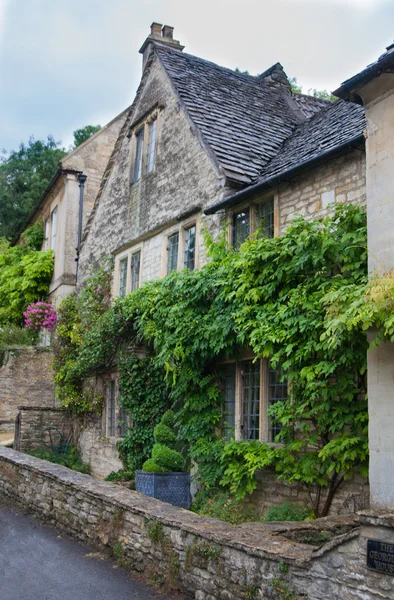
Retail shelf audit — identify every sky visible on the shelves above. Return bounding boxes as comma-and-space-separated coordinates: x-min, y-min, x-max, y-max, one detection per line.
0, 0, 393, 151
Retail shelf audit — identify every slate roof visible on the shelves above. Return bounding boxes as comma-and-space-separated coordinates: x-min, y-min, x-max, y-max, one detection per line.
257, 100, 366, 183
157, 47, 326, 185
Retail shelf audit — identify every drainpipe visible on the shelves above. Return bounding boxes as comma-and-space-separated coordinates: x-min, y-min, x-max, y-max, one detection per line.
75, 172, 87, 281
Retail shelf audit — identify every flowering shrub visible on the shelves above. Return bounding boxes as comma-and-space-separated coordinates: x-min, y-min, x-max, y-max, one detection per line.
24, 302, 56, 331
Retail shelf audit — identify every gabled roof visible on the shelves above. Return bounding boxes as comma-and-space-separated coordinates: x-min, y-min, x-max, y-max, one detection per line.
334, 42, 394, 100
157, 47, 326, 185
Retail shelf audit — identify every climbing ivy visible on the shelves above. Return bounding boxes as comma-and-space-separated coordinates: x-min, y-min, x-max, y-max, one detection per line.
53, 204, 370, 516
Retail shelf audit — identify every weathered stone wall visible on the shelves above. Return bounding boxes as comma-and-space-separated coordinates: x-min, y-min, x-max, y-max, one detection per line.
78, 412, 123, 479
0, 347, 56, 432
251, 470, 370, 516
78, 54, 224, 283
0, 447, 392, 600
14, 406, 75, 453
278, 150, 366, 232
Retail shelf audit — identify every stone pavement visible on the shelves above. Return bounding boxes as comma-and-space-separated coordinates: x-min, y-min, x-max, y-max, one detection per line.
0, 502, 179, 600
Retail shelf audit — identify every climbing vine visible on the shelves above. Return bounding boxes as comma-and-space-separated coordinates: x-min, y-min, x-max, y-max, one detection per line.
53, 204, 371, 516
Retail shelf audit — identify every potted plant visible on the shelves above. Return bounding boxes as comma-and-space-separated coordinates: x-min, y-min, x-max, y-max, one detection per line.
135, 410, 190, 509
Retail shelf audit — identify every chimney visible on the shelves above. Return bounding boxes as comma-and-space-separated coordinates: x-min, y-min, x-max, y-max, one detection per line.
139, 23, 184, 71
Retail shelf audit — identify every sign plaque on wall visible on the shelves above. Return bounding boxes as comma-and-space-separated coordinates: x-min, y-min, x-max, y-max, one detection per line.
367, 539, 394, 574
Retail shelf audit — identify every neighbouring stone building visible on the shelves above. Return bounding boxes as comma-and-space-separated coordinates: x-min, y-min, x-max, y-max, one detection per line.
75, 24, 367, 487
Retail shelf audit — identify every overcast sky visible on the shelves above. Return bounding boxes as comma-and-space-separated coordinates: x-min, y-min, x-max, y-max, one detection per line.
1, 0, 393, 151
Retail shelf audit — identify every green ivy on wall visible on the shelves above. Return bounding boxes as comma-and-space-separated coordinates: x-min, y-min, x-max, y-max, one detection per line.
53, 204, 370, 516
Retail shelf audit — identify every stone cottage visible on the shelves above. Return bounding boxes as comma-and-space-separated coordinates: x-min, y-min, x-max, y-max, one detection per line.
75, 22, 368, 498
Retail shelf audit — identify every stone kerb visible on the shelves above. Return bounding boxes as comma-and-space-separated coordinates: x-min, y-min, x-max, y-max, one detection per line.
0, 447, 393, 600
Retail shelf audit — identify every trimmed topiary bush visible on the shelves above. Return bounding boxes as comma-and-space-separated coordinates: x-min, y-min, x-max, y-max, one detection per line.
142, 458, 165, 473
153, 422, 176, 445
151, 443, 185, 472
142, 410, 185, 473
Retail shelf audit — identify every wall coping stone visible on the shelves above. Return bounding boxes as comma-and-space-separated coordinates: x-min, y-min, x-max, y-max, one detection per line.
17, 406, 68, 412
0, 446, 349, 568
356, 510, 394, 528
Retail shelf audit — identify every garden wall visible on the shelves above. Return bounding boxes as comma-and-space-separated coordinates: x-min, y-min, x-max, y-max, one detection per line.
14, 406, 76, 453
0, 446, 392, 600
0, 347, 57, 432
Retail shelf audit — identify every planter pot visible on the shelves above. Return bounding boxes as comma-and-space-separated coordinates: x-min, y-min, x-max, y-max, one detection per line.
135, 470, 191, 509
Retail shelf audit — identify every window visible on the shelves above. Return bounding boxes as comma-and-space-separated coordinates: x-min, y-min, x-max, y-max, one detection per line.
118, 407, 128, 438
223, 363, 236, 439
184, 225, 196, 270
107, 381, 116, 437
44, 218, 50, 249
167, 232, 179, 274
119, 258, 128, 297
146, 119, 157, 174
221, 358, 287, 443
132, 127, 144, 183
50, 207, 58, 250
256, 197, 274, 238
232, 208, 250, 249
131, 250, 141, 291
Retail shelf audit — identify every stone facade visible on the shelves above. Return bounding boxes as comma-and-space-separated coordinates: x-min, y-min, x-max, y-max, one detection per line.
0, 347, 56, 432
277, 150, 366, 231
78, 54, 223, 285
14, 406, 75, 453
0, 446, 392, 600
78, 412, 123, 479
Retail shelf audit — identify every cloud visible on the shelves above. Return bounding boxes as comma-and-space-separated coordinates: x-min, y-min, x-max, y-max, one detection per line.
286, 0, 391, 9
0, 0, 9, 50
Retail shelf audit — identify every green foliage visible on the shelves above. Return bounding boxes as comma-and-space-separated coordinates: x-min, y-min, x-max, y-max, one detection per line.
73, 125, 101, 148
288, 76, 337, 102
146, 520, 164, 543
265, 502, 314, 522
0, 136, 66, 240
142, 458, 165, 473
151, 444, 185, 473
0, 323, 38, 366
53, 204, 368, 516
104, 469, 134, 482
161, 410, 175, 428
153, 423, 176, 446
28, 445, 90, 474
192, 489, 262, 525
0, 223, 54, 325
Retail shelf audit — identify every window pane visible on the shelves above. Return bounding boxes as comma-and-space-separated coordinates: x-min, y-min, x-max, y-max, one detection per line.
268, 363, 287, 442
131, 251, 141, 291
118, 407, 128, 437
146, 119, 157, 174
256, 198, 274, 238
184, 225, 196, 270
119, 258, 128, 297
223, 363, 236, 439
132, 127, 144, 182
44, 219, 50, 249
242, 360, 260, 440
167, 232, 179, 274
107, 381, 116, 437
232, 208, 250, 249
51, 207, 58, 250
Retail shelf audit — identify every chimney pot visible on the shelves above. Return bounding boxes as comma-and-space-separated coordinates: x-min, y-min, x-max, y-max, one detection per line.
162, 25, 174, 40
150, 22, 162, 36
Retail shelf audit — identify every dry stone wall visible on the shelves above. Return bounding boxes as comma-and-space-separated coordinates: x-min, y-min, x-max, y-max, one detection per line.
0, 447, 392, 600
14, 407, 75, 453
0, 347, 56, 432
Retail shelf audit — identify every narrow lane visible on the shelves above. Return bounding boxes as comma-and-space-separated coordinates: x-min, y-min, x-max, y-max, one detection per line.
0, 502, 179, 600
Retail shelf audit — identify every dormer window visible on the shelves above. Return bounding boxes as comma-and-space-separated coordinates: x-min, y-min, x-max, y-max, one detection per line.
146, 118, 157, 174
132, 127, 145, 183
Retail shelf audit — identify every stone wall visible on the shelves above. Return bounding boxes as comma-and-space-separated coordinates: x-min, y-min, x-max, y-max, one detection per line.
78, 412, 123, 479
14, 406, 75, 453
0, 347, 56, 432
278, 149, 366, 232
251, 470, 370, 516
0, 446, 393, 600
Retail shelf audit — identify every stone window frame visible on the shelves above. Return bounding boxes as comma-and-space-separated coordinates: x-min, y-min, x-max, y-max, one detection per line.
161, 216, 200, 277
219, 353, 287, 444
50, 205, 58, 252
130, 110, 160, 185
104, 375, 129, 440
113, 243, 144, 299
227, 192, 279, 247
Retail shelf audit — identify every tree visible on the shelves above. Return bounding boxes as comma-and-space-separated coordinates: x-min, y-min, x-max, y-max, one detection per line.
0, 136, 66, 240
73, 125, 101, 148
289, 76, 337, 102
0, 223, 54, 325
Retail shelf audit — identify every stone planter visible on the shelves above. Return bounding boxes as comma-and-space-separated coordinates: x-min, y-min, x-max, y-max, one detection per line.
135, 471, 191, 509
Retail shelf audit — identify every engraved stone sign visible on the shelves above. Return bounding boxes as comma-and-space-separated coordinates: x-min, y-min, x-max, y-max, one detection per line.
367, 539, 394, 574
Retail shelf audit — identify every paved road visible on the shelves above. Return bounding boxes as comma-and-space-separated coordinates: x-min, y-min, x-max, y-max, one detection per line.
0, 503, 176, 600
